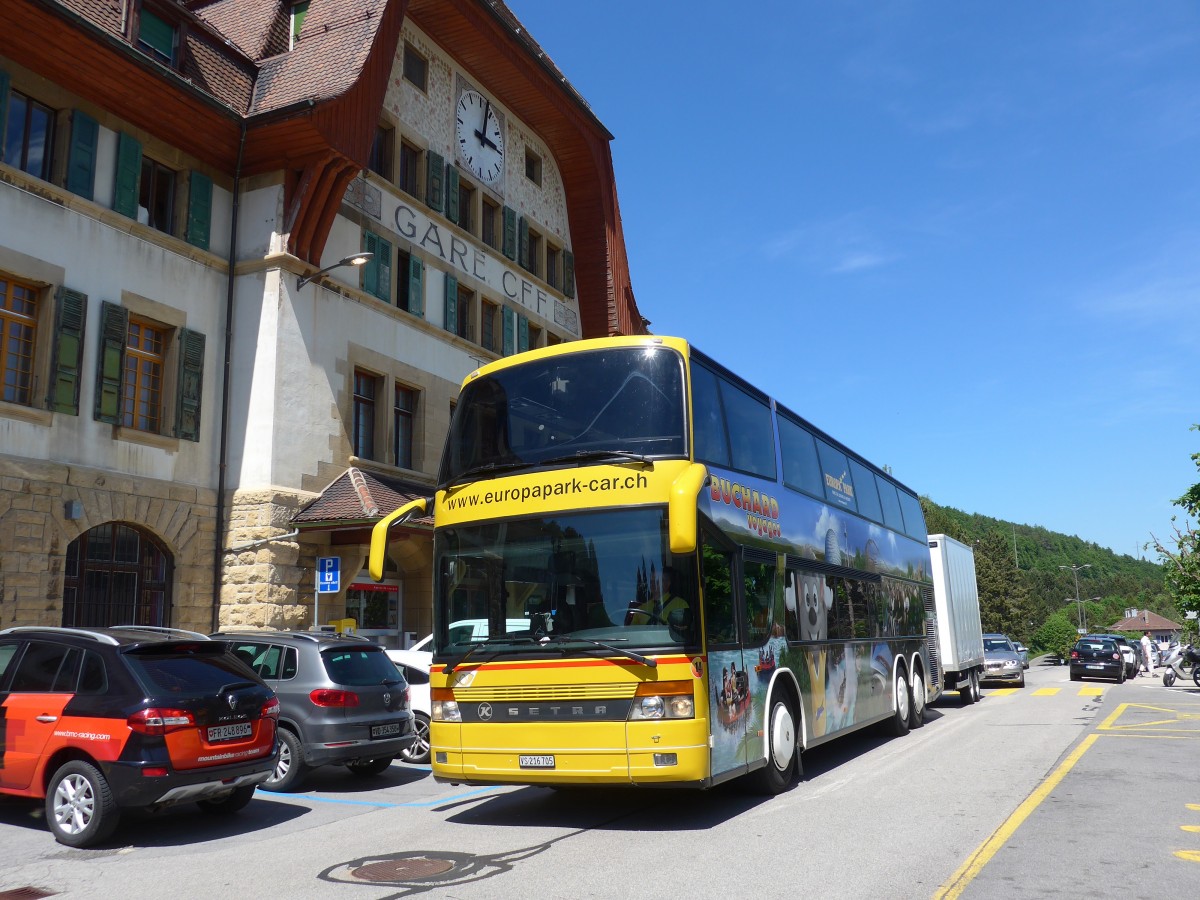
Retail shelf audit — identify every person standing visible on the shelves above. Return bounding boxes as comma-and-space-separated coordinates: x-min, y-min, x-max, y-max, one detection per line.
1140, 631, 1154, 676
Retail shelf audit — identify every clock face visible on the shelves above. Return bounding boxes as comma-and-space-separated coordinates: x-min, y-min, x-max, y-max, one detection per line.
456, 90, 505, 184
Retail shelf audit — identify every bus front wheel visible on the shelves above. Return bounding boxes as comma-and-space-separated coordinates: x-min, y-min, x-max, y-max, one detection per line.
751, 694, 798, 795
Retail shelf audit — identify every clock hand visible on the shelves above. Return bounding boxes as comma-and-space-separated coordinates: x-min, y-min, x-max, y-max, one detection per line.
473, 98, 501, 152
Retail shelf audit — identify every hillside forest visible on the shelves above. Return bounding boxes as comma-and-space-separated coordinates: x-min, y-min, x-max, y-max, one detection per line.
919, 497, 1172, 656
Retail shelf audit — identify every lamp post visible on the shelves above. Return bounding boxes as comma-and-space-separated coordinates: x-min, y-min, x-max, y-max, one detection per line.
296, 252, 374, 290
1059, 563, 1091, 633
1065, 598, 1084, 633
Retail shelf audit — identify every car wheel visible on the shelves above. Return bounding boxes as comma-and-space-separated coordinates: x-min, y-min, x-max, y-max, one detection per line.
1117, 667, 1126, 684
398, 712, 431, 765
750, 692, 798, 795
197, 785, 257, 815
45, 760, 120, 848
1070, 672, 1081, 682
1016, 673, 1025, 689
346, 756, 394, 777
887, 670, 912, 737
910, 673, 926, 728
263, 728, 309, 792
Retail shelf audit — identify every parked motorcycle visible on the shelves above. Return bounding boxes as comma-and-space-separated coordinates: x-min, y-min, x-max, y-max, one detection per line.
1162, 643, 1200, 687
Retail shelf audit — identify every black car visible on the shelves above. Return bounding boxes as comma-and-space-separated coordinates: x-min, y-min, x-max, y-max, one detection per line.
1084, 633, 1139, 680
1069, 638, 1126, 683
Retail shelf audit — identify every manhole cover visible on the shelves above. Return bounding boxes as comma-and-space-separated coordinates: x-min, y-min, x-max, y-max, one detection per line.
352, 857, 456, 882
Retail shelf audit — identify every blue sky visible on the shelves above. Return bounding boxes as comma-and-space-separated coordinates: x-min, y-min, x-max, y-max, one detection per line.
504, 1, 1199, 560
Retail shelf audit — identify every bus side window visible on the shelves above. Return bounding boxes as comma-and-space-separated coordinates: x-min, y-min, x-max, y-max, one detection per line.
742, 558, 775, 645
702, 541, 735, 646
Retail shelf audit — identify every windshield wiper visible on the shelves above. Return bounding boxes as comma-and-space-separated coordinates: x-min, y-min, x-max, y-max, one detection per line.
541, 634, 657, 668
442, 460, 541, 492
537, 450, 654, 468
442, 636, 543, 674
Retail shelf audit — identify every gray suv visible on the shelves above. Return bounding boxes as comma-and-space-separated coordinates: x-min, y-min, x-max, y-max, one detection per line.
212, 630, 415, 791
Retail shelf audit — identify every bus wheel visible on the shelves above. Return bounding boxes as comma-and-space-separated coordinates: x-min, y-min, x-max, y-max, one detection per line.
887, 669, 911, 737
751, 694, 798, 795
910, 672, 926, 728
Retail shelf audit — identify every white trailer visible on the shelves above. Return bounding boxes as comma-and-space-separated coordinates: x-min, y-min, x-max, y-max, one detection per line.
927, 534, 985, 705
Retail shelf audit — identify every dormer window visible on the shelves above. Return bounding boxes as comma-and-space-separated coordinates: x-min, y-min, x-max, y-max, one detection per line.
137, 8, 177, 66
291, 1, 309, 49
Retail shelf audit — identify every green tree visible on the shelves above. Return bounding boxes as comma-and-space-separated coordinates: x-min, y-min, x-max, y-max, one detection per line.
1150, 425, 1200, 619
1033, 612, 1078, 663
975, 529, 1033, 638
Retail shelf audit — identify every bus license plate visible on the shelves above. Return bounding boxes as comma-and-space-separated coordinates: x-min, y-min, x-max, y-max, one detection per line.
371, 723, 401, 739
208, 722, 252, 742
519, 755, 555, 769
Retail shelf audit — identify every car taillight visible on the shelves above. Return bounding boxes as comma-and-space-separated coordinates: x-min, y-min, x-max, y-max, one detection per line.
261, 698, 281, 719
128, 707, 196, 735
1070, 651, 1079, 659
1112, 653, 1121, 660
309, 689, 360, 707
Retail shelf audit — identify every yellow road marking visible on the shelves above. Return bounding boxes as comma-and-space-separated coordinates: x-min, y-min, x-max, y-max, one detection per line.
1078, 686, 1104, 696
934, 733, 1099, 900
1033, 688, 1060, 696
1189, 804, 1200, 812
1099, 703, 1200, 735
988, 689, 1018, 697
1180, 825, 1200, 833
1175, 850, 1200, 863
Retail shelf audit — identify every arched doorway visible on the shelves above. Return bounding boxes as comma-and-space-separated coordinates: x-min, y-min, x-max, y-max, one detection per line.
62, 522, 173, 627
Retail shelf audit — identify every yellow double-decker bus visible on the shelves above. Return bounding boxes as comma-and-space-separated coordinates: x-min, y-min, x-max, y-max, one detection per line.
370, 335, 939, 793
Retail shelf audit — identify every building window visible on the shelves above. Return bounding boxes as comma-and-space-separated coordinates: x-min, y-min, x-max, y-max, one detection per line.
394, 385, 415, 470
546, 244, 562, 292
526, 227, 542, 279
0, 275, 38, 406
63, 523, 172, 628
527, 322, 542, 351
139, 157, 176, 234
481, 299, 499, 354
524, 147, 542, 186
290, 1, 309, 48
368, 123, 394, 181
481, 197, 499, 250
457, 180, 474, 234
456, 284, 472, 341
137, 8, 177, 66
3, 89, 55, 181
402, 42, 427, 91
123, 318, 166, 432
399, 140, 421, 198
353, 369, 378, 460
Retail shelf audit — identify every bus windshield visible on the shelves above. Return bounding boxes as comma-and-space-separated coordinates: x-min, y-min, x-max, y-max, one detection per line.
433, 507, 698, 656
440, 345, 687, 485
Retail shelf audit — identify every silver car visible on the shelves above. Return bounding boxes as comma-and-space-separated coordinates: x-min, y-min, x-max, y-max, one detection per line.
982, 633, 1026, 688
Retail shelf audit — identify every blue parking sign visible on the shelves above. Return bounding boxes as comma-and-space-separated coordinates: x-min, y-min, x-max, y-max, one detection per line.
317, 556, 340, 593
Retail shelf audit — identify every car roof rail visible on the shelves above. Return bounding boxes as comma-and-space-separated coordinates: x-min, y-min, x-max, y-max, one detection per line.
0, 625, 120, 645
108, 625, 210, 640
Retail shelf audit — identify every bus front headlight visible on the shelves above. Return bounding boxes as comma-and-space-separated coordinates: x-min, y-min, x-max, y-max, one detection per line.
431, 688, 461, 722
628, 681, 695, 720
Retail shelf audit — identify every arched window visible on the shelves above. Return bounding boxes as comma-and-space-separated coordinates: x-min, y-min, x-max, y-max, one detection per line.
62, 523, 172, 627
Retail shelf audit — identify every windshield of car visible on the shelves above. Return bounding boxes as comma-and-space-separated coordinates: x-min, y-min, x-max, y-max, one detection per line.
983, 638, 1013, 652
1077, 640, 1115, 653
433, 507, 698, 657
321, 647, 405, 686
439, 346, 687, 485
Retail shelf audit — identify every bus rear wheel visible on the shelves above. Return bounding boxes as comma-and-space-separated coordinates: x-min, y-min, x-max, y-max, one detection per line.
887, 670, 911, 737
751, 694, 798, 795
910, 672, 926, 728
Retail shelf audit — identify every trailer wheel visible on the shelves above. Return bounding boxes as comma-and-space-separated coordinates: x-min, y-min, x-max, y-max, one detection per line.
960, 670, 977, 706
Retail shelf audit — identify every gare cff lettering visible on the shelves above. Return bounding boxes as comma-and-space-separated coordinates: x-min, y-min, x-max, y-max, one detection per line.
709, 478, 779, 519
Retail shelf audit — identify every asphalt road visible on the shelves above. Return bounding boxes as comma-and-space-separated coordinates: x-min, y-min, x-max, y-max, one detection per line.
2, 658, 1198, 899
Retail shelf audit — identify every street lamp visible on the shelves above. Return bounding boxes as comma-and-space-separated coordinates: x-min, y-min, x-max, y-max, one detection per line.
296, 252, 374, 290
1059, 563, 1091, 632
1064, 597, 1085, 633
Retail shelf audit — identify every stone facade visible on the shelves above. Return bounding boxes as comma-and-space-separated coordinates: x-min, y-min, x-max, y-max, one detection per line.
0, 453, 217, 632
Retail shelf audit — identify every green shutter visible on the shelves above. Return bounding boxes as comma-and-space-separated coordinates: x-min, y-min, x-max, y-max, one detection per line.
0, 70, 10, 163
502, 205, 517, 260
47, 288, 88, 415
94, 301, 128, 424
361, 232, 379, 297
186, 171, 212, 250
443, 272, 457, 335
563, 249, 575, 299
502, 306, 515, 356
113, 132, 143, 218
407, 254, 424, 316
175, 328, 205, 441
375, 236, 392, 302
138, 9, 176, 64
517, 314, 529, 354
66, 110, 99, 201
426, 150, 444, 213
518, 216, 530, 271
445, 164, 460, 225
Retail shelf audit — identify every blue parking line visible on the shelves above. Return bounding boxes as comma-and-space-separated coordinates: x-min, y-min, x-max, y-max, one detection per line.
399, 787, 498, 807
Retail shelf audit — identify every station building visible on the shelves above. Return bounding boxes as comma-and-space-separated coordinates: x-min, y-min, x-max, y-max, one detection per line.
0, 0, 644, 646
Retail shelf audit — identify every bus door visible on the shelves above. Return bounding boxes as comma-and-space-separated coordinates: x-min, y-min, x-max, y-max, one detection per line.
701, 536, 749, 780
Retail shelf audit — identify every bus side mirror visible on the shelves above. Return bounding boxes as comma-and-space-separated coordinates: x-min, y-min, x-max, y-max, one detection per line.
369, 497, 430, 581
668, 463, 708, 555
